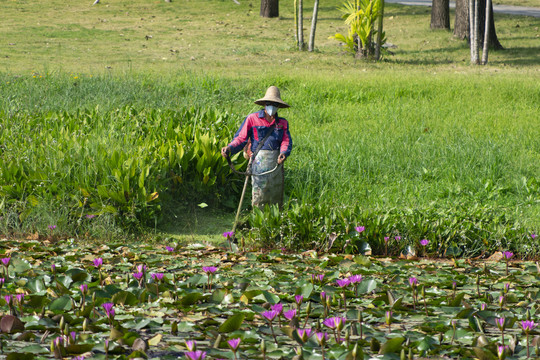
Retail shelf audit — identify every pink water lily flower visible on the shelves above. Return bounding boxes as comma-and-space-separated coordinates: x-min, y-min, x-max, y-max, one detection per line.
202, 266, 217, 274
271, 303, 283, 314
133, 272, 144, 280
348, 274, 363, 284
185, 350, 206, 360
315, 331, 328, 345
296, 328, 314, 342
503, 251, 513, 260
92, 258, 103, 268
323, 317, 346, 330
227, 338, 241, 351
1, 258, 10, 267
284, 309, 297, 320
261, 310, 279, 321
15, 294, 24, 303
185, 340, 196, 351
521, 320, 537, 333
222, 231, 234, 238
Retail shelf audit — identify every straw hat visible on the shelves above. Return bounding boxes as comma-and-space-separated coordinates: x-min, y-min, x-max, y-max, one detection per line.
254, 86, 290, 108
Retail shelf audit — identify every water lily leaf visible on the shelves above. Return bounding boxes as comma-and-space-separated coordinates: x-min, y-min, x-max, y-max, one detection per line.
180, 292, 202, 307
65, 268, 90, 283
177, 321, 195, 332
253, 291, 280, 304
18, 345, 49, 354
455, 308, 476, 319
218, 313, 245, 333
65, 344, 94, 355
469, 316, 484, 333
353, 255, 372, 268
417, 336, 437, 352
357, 279, 377, 294
0, 315, 25, 333
127, 350, 148, 359
391, 296, 405, 310
211, 289, 227, 303
357, 241, 372, 255
186, 274, 206, 286
25, 278, 45, 293
241, 290, 262, 301
6, 353, 34, 360
26, 295, 48, 310
112, 290, 138, 306
56, 275, 73, 290
10, 258, 32, 274
280, 326, 303, 345
49, 295, 73, 311
449, 292, 465, 307
379, 336, 405, 354
295, 282, 313, 299
473, 347, 497, 360
148, 334, 162, 346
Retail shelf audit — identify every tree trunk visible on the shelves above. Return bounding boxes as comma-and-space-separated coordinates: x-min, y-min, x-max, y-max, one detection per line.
481, 0, 491, 64
260, 0, 279, 18
469, 0, 475, 60
431, 0, 450, 30
455, 0, 502, 49
454, 0, 469, 39
294, 0, 298, 45
375, 0, 385, 60
298, 0, 304, 50
473, 0, 480, 64
308, 0, 319, 51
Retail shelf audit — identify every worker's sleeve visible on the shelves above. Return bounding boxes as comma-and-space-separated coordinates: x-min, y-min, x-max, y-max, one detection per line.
228, 116, 251, 156
280, 120, 292, 158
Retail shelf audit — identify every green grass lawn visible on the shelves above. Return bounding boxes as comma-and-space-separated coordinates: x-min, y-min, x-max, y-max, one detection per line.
0, 0, 538, 75
0, 0, 538, 248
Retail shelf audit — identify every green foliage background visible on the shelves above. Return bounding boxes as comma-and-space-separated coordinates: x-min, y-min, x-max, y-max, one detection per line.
0, 0, 538, 255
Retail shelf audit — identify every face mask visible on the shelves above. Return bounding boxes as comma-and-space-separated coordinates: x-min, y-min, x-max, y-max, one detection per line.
265, 104, 278, 117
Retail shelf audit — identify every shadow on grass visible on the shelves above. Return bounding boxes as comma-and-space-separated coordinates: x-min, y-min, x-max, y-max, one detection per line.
489, 46, 540, 66
157, 199, 237, 241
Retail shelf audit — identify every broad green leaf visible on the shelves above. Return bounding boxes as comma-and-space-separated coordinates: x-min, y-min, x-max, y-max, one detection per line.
112, 291, 138, 306
449, 292, 465, 307
49, 295, 73, 311
148, 334, 162, 346
379, 337, 405, 354
353, 255, 372, 268
358, 279, 377, 294
10, 258, 32, 274
295, 282, 313, 299
253, 291, 280, 304
180, 292, 202, 307
218, 313, 245, 333
7, 353, 35, 360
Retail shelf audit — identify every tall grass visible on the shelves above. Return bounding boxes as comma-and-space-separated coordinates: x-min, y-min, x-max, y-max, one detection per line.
0, 0, 538, 250
0, 73, 538, 253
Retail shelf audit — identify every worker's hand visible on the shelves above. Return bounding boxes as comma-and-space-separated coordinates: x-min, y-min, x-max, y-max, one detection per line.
221, 146, 230, 158
277, 153, 286, 164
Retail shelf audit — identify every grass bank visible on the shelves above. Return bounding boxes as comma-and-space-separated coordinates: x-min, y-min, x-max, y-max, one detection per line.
0, 0, 538, 254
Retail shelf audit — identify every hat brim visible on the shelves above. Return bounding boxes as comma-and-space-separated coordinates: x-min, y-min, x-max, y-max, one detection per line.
254, 98, 290, 108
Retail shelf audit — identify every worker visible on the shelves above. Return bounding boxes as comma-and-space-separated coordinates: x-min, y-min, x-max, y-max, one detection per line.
221, 86, 292, 208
